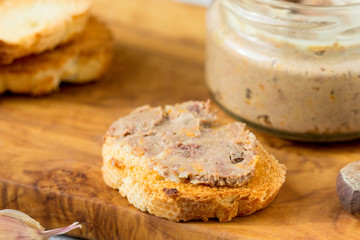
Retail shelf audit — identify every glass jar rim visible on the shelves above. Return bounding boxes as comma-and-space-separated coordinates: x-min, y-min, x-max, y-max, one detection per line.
242, 0, 360, 11
220, 0, 360, 44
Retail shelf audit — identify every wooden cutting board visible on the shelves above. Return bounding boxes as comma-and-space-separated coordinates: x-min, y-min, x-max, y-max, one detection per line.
1, 0, 360, 239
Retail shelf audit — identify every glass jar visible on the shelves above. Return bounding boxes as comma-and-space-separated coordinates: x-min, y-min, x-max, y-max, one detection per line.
205, 0, 360, 141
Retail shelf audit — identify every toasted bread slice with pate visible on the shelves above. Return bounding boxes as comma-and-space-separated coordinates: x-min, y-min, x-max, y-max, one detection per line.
102, 101, 286, 222
0, 17, 113, 96
0, 0, 93, 64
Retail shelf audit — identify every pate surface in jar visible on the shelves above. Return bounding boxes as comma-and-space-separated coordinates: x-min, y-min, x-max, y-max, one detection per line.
206, 0, 360, 141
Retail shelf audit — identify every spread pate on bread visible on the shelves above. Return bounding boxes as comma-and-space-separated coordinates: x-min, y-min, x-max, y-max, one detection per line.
107, 101, 258, 187
102, 101, 286, 222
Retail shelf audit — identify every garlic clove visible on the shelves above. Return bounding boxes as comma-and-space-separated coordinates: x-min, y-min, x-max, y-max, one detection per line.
0, 209, 81, 240
0, 209, 45, 231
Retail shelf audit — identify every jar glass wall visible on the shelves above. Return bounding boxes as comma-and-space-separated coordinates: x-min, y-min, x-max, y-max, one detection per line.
205, 0, 360, 141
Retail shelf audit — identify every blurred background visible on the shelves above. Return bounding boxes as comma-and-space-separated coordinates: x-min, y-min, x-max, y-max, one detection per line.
174, 0, 211, 6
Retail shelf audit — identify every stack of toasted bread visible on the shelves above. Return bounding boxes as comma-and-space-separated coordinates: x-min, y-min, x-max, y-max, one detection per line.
0, 0, 113, 95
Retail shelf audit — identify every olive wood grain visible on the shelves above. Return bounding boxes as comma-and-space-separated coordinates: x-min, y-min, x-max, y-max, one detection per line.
1, 0, 360, 239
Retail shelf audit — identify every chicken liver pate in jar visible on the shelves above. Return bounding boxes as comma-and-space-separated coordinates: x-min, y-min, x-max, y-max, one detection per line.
206, 0, 360, 141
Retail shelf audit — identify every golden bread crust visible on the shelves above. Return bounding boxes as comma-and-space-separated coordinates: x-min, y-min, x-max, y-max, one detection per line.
102, 135, 286, 222
0, 16, 113, 96
0, 0, 93, 64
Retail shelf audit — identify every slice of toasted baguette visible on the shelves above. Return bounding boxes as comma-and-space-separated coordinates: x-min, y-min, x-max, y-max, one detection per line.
102, 103, 286, 222
0, 16, 113, 96
0, 0, 93, 64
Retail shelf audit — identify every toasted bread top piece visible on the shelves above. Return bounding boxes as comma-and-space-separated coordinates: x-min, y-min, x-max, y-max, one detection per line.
0, 0, 93, 64
106, 101, 259, 187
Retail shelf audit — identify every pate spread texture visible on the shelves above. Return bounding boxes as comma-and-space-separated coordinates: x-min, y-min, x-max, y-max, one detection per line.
107, 101, 259, 187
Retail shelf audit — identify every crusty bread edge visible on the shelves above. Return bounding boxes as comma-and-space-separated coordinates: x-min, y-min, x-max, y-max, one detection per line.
102, 138, 286, 222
